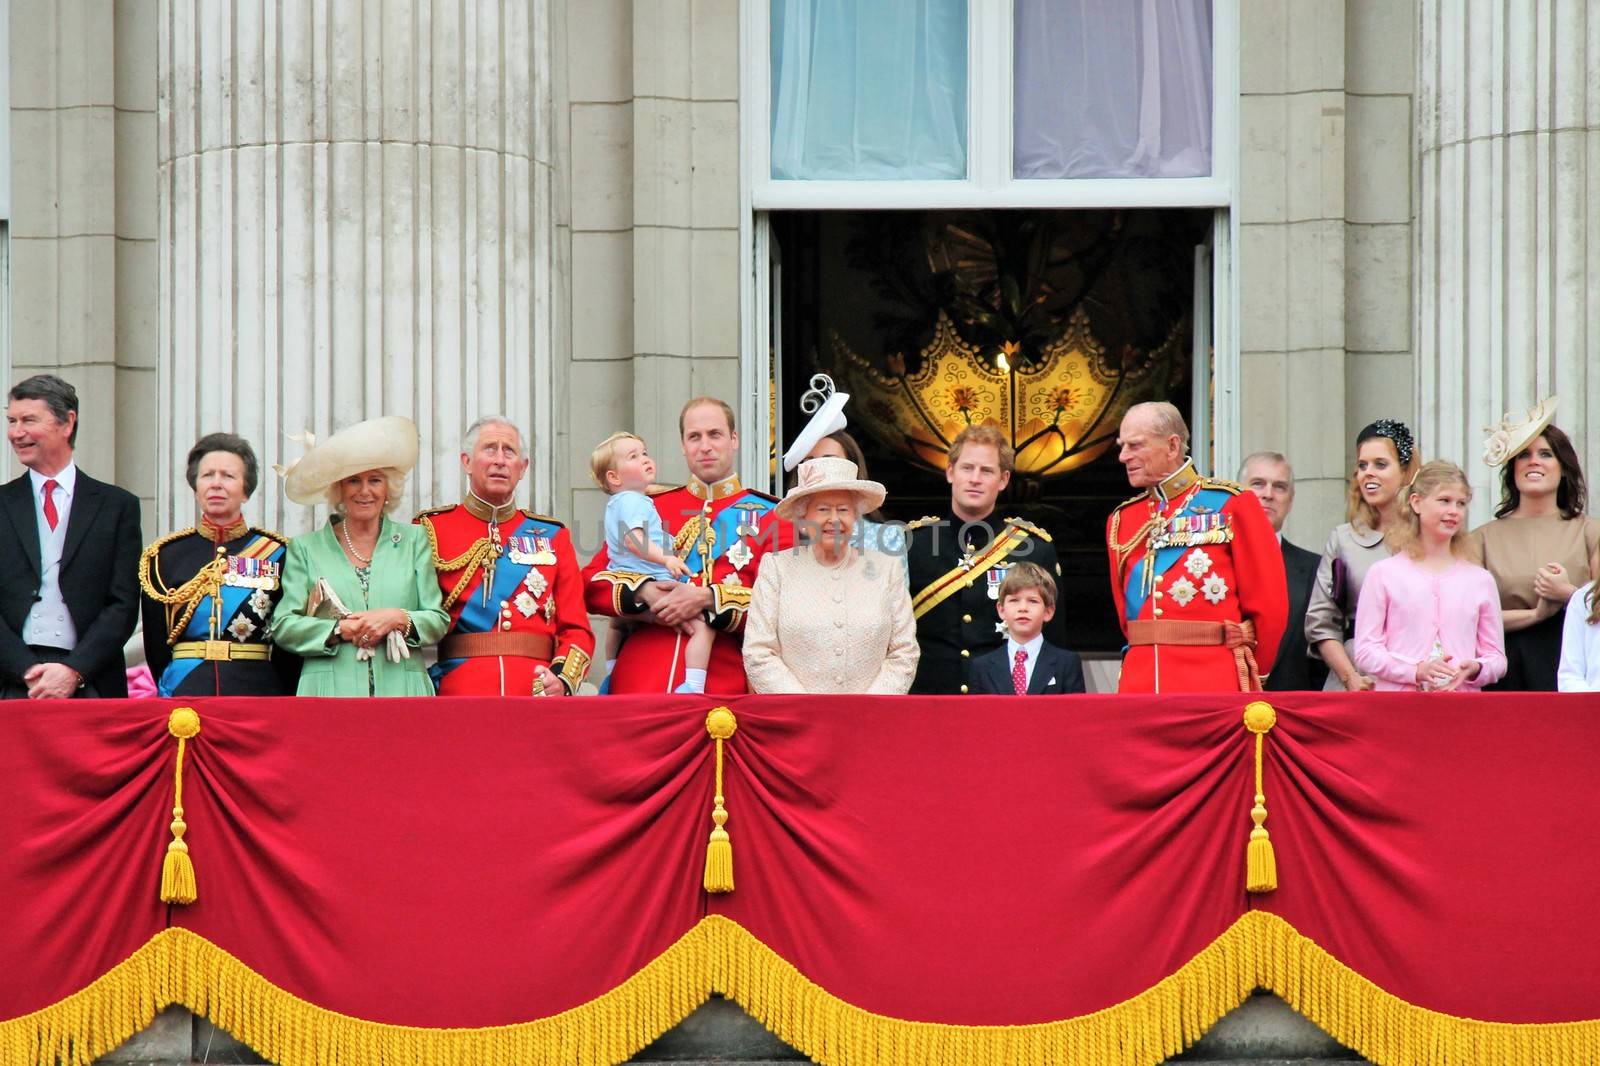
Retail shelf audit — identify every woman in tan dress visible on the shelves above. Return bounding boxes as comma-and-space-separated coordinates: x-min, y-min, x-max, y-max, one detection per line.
743, 456, 919, 694
1305, 420, 1418, 691
1465, 398, 1600, 691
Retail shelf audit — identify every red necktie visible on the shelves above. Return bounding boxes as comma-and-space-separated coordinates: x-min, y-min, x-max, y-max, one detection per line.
1012, 648, 1028, 696
41, 479, 59, 531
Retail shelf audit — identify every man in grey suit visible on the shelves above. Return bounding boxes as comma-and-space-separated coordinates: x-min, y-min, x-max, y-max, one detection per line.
1, 375, 142, 698
1241, 452, 1328, 691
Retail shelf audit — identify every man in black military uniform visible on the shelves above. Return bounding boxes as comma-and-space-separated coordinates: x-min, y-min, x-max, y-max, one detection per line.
906, 425, 1065, 694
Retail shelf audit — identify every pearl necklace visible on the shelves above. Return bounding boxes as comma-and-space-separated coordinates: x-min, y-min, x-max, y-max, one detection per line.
341, 521, 374, 566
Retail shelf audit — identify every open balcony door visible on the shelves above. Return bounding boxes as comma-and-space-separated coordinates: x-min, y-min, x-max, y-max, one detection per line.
742, 214, 783, 494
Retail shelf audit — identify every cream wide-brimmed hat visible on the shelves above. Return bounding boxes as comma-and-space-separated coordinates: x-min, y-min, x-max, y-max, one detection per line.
1482, 396, 1558, 468
279, 416, 420, 504
775, 456, 886, 522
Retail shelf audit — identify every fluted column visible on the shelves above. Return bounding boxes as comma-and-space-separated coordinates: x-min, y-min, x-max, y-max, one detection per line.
1417, 0, 1600, 517
157, 0, 553, 532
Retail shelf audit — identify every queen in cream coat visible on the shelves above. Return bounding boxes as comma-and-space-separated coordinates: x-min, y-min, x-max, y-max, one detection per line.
743, 457, 918, 694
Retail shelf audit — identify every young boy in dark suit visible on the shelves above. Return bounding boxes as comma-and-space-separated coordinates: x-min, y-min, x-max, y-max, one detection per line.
969, 562, 1086, 695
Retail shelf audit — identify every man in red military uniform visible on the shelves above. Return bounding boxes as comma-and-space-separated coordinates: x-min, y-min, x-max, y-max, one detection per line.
416, 417, 594, 696
1106, 402, 1287, 693
583, 397, 787, 694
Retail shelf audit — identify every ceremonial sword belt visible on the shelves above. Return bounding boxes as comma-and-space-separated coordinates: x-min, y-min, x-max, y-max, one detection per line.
439, 632, 555, 662
1125, 619, 1262, 691
172, 641, 273, 662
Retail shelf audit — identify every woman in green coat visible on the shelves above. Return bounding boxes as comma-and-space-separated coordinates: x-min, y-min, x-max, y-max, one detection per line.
270, 416, 449, 696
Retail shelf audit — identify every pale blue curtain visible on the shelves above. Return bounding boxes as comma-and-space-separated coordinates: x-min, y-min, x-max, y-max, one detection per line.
770, 0, 967, 180
1013, 0, 1212, 179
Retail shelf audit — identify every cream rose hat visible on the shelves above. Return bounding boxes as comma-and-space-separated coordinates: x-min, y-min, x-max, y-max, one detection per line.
1482, 396, 1557, 468
775, 456, 886, 522
278, 416, 420, 504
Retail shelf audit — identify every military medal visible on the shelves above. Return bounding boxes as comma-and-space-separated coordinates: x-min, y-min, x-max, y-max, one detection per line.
525, 534, 557, 567
732, 501, 765, 539
542, 597, 556, 623
224, 556, 281, 590
515, 591, 538, 617
726, 538, 752, 572
523, 569, 548, 600
986, 566, 1008, 600
506, 535, 536, 564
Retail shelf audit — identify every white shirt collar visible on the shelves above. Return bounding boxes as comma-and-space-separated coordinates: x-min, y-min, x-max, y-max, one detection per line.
29, 461, 77, 498
1007, 632, 1045, 662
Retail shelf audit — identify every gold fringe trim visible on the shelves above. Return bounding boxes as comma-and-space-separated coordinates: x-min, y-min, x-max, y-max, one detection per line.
4, 914, 1598, 1066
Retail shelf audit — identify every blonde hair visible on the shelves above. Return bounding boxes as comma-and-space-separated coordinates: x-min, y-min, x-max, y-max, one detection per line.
1388, 460, 1471, 559
325, 467, 406, 516
947, 424, 1016, 474
997, 561, 1057, 610
1346, 437, 1421, 533
589, 431, 644, 493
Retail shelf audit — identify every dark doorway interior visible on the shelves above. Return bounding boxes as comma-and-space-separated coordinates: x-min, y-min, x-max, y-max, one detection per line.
771, 208, 1211, 652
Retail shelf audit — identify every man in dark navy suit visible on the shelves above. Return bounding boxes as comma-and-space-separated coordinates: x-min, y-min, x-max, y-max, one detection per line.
969, 563, 1085, 696
1240, 452, 1328, 691
1, 375, 142, 699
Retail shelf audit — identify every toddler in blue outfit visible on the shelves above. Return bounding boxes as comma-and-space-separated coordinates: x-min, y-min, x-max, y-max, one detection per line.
591, 432, 714, 693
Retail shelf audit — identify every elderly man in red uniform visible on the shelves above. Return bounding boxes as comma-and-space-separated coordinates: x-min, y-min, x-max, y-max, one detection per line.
416, 417, 595, 696
1106, 402, 1287, 693
583, 397, 786, 694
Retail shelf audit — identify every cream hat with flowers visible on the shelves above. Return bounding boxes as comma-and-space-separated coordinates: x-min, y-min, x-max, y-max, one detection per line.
1482, 396, 1557, 468
278, 416, 420, 504
775, 456, 886, 522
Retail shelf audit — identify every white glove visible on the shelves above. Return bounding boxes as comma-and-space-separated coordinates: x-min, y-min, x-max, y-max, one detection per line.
384, 629, 411, 663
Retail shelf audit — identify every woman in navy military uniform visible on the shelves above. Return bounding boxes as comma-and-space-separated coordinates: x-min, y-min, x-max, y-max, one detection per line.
139, 433, 299, 696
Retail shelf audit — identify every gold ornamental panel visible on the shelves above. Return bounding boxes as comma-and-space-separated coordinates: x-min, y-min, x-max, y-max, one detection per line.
832, 308, 1180, 479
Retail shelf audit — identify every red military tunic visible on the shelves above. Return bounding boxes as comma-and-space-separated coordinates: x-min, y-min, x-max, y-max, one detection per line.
582, 474, 787, 694
1106, 461, 1288, 693
416, 500, 595, 696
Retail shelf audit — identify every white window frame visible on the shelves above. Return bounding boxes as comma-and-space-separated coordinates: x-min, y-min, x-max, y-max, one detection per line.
738, 0, 1242, 486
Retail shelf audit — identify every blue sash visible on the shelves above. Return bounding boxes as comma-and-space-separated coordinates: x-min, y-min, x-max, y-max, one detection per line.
432, 515, 556, 684
1123, 488, 1233, 622
159, 538, 285, 696
683, 497, 774, 575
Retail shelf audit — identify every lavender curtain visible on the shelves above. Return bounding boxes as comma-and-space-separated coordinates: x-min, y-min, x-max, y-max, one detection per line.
1013, 0, 1213, 179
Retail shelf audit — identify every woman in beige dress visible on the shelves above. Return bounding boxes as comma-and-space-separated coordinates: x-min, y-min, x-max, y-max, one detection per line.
1305, 420, 1418, 691
743, 456, 918, 694
1464, 398, 1600, 690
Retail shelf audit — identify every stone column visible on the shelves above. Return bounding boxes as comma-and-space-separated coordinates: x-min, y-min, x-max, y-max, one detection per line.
1417, 0, 1600, 519
157, 0, 554, 533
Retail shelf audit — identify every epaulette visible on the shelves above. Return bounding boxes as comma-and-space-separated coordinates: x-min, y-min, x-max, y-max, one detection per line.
251, 527, 292, 547
646, 483, 682, 497
1198, 477, 1244, 496
904, 515, 941, 531
1113, 489, 1153, 510
742, 488, 780, 504
413, 504, 454, 523
520, 509, 566, 528
1005, 516, 1052, 542
142, 527, 197, 559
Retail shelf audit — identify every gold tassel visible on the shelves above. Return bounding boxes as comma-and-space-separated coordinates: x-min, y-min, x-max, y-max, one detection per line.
1243, 701, 1278, 894
160, 707, 202, 905
703, 707, 738, 894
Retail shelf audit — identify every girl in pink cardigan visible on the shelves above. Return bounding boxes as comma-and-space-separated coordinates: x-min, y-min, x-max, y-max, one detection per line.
1353, 461, 1508, 691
